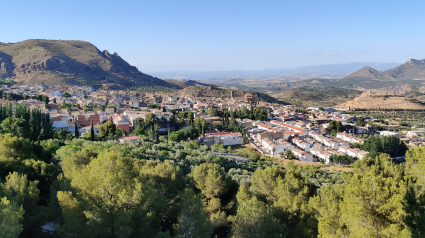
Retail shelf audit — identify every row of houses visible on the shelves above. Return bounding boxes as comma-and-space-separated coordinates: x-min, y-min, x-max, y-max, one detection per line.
336, 132, 365, 144
244, 115, 370, 163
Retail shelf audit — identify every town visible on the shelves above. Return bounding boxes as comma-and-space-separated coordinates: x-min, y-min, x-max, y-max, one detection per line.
4, 1, 425, 237
0, 83, 418, 166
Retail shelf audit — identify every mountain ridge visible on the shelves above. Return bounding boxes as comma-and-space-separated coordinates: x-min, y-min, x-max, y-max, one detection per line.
344, 58, 425, 80
0, 39, 177, 89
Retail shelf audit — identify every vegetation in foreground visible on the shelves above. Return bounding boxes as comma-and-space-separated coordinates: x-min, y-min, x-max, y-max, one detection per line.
1, 126, 425, 238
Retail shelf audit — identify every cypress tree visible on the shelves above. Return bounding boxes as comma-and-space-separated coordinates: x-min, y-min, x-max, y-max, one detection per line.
167, 127, 170, 144
6, 101, 12, 118
75, 122, 79, 138
40, 113, 54, 140
90, 122, 95, 141
30, 108, 42, 141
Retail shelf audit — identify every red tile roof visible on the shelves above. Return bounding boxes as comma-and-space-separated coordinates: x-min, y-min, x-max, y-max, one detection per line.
271, 120, 303, 132
282, 131, 301, 135
257, 124, 276, 131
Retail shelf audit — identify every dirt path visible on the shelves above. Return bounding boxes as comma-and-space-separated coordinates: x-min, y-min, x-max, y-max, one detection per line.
213, 152, 251, 163
278, 158, 353, 172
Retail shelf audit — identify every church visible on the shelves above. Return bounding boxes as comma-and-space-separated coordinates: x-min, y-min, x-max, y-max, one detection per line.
231, 90, 256, 104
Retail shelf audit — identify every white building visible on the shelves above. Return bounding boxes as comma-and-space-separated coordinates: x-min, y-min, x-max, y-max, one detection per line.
293, 148, 313, 162
407, 130, 425, 138
119, 136, 142, 143
379, 131, 403, 139
203, 132, 244, 146
51, 115, 68, 129
317, 151, 332, 164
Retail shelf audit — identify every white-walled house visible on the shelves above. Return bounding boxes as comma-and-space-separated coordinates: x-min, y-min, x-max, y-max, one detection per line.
379, 131, 403, 139
51, 115, 68, 129
323, 138, 339, 149
203, 132, 244, 146
222, 133, 244, 146
309, 147, 321, 157
357, 151, 369, 159
262, 139, 284, 156
346, 148, 359, 158
317, 151, 332, 164
292, 138, 311, 152
407, 131, 425, 138
338, 146, 349, 154
276, 139, 295, 151
292, 148, 313, 162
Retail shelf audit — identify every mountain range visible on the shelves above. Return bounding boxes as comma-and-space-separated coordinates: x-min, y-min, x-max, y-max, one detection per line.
345, 59, 425, 80
2, 39, 425, 95
147, 62, 400, 80
0, 39, 176, 89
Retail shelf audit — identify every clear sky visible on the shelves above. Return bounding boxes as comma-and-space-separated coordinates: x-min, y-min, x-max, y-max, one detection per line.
2, 0, 425, 72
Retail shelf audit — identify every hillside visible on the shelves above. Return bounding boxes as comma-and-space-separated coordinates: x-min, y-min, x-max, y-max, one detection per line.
179, 85, 232, 98
272, 87, 362, 107
345, 66, 389, 79
174, 82, 286, 104
0, 39, 177, 89
344, 59, 425, 81
164, 79, 210, 88
336, 92, 425, 110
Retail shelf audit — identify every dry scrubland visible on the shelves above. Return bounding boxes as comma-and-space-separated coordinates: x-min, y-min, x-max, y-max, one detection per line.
337, 92, 425, 110
0, 39, 175, 88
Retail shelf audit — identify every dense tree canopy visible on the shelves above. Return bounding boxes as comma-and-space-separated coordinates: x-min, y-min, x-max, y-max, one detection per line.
312, 154, 425, 237
327, 120, 344, 135
356, 117, 366, 126
0, 103, 424, 238
0, 196, 24, 238
361, 135, 408, 157
98, 121, 116, 138
252, 107, 267, 121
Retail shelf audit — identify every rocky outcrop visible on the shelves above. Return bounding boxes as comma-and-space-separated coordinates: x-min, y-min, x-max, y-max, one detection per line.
0, 52, 14, 77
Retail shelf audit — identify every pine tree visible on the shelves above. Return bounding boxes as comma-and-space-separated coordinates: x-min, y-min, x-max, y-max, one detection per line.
1, 172, 40, 234
60, 150, 166, 237
0, 197, 24, 238
175, 189, 214, 238
231, 197, 282, 238
99, 121, 116, 138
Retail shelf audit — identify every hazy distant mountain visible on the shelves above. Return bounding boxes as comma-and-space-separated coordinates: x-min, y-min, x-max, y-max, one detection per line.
148, 62, 400, 80
0, 39, 177, 89
345, 59, 425, 80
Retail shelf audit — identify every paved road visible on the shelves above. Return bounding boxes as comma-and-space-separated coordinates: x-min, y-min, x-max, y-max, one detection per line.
213, 152, 252, 164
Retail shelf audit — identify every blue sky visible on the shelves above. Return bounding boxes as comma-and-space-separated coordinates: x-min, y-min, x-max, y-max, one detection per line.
2, 0, 425, 72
